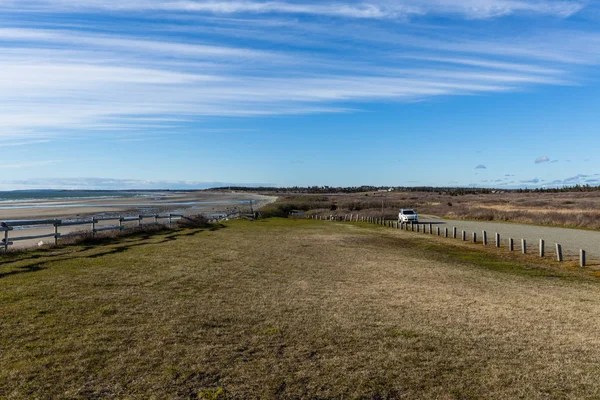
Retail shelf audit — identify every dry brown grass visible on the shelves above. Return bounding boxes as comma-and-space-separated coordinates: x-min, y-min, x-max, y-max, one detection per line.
280, 191, 600, 229
2, 219, 600, 398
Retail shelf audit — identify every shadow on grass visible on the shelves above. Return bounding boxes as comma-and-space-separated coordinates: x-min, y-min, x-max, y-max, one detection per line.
0, 263, 46, 279
0, 227, 212, 279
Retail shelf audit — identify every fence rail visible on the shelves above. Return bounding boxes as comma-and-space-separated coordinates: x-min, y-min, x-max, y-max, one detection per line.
307, 214, 591, 267
1, 214, 184, 252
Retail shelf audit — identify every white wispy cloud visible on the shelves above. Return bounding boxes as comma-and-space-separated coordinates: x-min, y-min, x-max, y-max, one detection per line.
0, 140, 51, 147
0, 1, 595, 138
0, 177, 271, 190
0, 0, 584, 19
535, 155, 551, 164
0, 160, 60, 169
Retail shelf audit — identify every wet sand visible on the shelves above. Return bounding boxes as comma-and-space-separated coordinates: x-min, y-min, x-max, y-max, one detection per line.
0, 191, 276, 221
0, 191, 276, 249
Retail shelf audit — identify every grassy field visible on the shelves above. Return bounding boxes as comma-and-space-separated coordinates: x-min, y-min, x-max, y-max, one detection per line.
2, 219, 600, 398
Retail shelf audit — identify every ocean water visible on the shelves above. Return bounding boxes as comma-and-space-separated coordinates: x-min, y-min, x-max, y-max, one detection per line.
0, 190, 154, 203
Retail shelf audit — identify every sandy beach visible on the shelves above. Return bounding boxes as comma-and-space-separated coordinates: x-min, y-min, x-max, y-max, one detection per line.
0, 191, 277, 249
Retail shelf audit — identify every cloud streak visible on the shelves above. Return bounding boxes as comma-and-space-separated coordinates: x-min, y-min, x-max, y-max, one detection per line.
0, 1, 595, 138
0, 177, 271, 190
0, 0, 584, 19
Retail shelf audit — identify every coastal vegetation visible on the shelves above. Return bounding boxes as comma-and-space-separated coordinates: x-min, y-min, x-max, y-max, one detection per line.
259, 191, 600, 230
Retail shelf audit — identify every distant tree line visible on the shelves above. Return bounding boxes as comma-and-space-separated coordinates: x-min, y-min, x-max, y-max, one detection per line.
210, 184, 600, 195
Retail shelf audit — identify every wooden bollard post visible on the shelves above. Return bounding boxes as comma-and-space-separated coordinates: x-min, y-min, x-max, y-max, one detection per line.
462, 231, 466, 241
444, 227, 448, 237
138, 215, 142, 227
54, 223, 59, 246
429, 223, 433, 234
472, 232, 477, 243
580, 249, 586, 267
350, 214, 353, 221
453, 227, 457, 239
412, 223, 415, 232
417, 224, 421, 233
93, 217, 98, 236
495, 233, 500, 248
509, 238, 514, 252
437, 226, 440, 236
556, 244, 563, 262
3, 230, 8, 253
482, 231, 487, 245
522, 239, 527, 254
539, 239, 545, 257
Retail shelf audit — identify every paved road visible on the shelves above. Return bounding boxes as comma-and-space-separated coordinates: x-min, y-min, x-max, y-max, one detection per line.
417, 215, 600, 262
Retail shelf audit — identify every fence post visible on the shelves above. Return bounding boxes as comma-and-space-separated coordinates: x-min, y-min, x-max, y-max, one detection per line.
444, 227, 448, 237
461, 230, 466, 241
539, 239, 544, 257
92, 217, 97, 236
437, 226, 440, 236
54, 223, 59, 246
509, 238, 514, 251
412, 223, 415, 232
556, 243, 563, 262
482, 231, 487, 245
522, 239, 527, 254
453, 227, 457, 239
429, 223, 433, 234
580, 249, 586, 267
154, 214, 158, 224
495, 233, 500, 248
417, 224, 421, 233
472, 232, 477, 243
3, 230, 8, 253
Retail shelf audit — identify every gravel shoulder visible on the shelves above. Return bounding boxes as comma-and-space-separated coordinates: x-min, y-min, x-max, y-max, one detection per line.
420, 214, 600, 261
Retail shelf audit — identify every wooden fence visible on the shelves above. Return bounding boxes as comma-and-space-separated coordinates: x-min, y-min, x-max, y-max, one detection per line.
1, 214, 184, 252
307, 214, 589, 267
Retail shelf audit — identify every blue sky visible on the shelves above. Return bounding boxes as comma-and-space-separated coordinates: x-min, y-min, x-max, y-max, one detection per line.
2, 0, 600, 189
